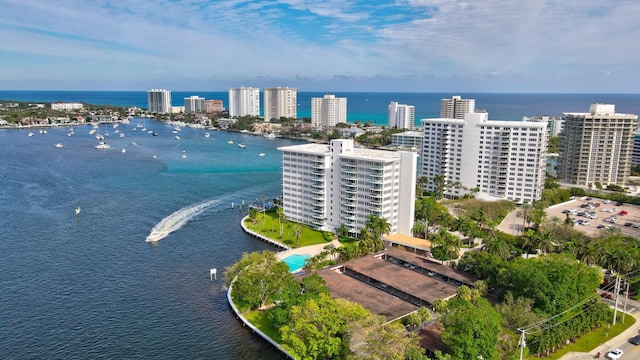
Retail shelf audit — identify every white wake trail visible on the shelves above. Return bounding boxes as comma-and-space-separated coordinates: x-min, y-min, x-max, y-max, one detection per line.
145, 199, 220, 243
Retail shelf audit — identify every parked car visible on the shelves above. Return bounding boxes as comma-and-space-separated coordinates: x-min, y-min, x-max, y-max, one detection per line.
628, 334, 640, 345
604, 199, 612, 204
601, 292, 613, 299
606, 348, 623, 359
625, 222, 633, 227
619, 210, 628, 216
616, 201, 624, 206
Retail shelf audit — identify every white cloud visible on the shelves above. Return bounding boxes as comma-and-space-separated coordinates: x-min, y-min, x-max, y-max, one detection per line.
1, 0, 639, 91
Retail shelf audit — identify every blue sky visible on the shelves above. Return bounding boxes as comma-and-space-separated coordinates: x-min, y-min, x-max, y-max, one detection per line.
1, 0, 639, 92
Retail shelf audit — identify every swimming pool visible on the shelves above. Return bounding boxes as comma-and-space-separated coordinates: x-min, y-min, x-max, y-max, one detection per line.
282, 254, 311, 272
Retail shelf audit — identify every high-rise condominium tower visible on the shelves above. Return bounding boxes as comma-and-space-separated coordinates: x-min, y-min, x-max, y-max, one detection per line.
421, 112, 548, 203
441, 96, 475, 119
184, 96, 205, 113
388, 102, 415, 130
147, 89, 172, 114
228, 87, 260, 117
263, 87, 297, 122
311, 95, 347, 128
559, 104, 637, 187
278, 139, 417, 237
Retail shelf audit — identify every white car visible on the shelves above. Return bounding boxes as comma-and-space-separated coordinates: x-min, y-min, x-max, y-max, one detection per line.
606, 348, 623, 359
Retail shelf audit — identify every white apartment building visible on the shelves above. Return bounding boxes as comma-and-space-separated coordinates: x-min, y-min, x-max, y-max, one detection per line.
559, 104, 637, 187
278, 139, 417, 238
388, 101, 415, 130
51, 102, 84, 111
263, 87, 297, 121
421, 112, 547, 203
184, 96, 206, 113
441, 96, 475, 119
228, 87, 260, 117
147, 89, 172, 114
523, 115, 564, 138
391, 131, 423, 150
311, 95, 347, 128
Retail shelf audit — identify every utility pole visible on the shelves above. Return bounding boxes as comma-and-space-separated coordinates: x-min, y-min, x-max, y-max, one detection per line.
623, 275, 630, 323
518, 329, 526, 360
613, 275, 620, 326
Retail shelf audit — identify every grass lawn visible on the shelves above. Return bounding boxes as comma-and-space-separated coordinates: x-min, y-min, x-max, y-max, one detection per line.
244, 309, 281, 343
243, 210, 331, 248
528, 314, 635, 359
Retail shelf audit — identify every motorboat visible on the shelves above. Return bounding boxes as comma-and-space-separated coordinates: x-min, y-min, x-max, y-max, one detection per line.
181, 150, 187, 159
227, 140, 234, 144
205, 132, 210, 139
28, 132, 34, 137
95, 141, 110, 149
258, 153, 265, 157
120, 133, 125, 138
238, 143, 246, 148
54, 143, 64, 148
121, 148, 126, 153
174, 135, 180, 140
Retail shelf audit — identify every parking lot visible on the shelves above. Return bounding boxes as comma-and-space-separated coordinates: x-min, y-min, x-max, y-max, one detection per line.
545, 197, 640, 238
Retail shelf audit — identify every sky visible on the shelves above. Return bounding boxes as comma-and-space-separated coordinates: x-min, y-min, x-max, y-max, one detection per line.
1, 0, 639, 93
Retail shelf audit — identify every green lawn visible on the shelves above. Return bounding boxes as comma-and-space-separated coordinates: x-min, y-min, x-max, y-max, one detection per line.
244, 309, 281, 342
243, 210, 331, 248
528, 314, 635, 359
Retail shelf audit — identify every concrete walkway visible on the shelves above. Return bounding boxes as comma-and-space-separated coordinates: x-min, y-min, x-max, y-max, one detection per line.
275, 238, 342, 260
558, 313, 640, 359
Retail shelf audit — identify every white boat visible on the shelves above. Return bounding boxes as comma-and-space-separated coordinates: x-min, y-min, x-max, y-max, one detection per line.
113, 123, 119, 128
28, 132, 34, 137
75, 207, 81, 216
89, 129, 96, 135
174, 135, 180, 140
227, 140, 234, 144
205, 132, 210, 138
258, 153, 265, 157
148, 130, 153, 134
95, 141, 110, 149
54, 143, 64, 148
96, 134, 104, 141
141, 128, 146, 131
67, 132, 72, 137
119, 133, 125, 138
121, 148, 127, 153
265, 132, 277, 139
238, 143, 246, 148
136, 122, 143, 128
181, 150, 187, 159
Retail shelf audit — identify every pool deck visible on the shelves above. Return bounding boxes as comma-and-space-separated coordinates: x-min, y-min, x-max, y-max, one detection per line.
275, 238, 342, 260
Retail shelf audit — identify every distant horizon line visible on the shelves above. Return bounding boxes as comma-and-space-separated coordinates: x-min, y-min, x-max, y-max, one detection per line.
1, 89, 640, 95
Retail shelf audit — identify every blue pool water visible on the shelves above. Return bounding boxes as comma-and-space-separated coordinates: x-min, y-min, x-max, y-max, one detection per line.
282, 254, 311, 272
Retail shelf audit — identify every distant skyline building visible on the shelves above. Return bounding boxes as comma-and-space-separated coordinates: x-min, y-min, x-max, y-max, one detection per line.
311, 94, 347, 128
184, 95, 205, 113
278, 139, 417, 237
421, 112, 548, 203
559, 104, 637, 187
440, 96, 475, 119
205, 100, 224, 113
51, 102, 83, 111
263, 87, 297, 122
147, 89, 172, 114
228, 86, 260, 117
523, 115, 564, 138
388, 101, 415, 130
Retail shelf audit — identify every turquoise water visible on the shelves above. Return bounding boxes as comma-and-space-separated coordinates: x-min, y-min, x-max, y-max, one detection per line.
282, 254, 311, 272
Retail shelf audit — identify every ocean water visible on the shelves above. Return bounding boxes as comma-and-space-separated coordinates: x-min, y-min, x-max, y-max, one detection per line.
2, 91, 640, 126
0, 121, 294, 359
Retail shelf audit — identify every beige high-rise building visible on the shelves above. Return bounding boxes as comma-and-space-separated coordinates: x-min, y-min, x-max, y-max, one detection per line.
263, 87, 297, 121
228, 86, 260, 117
441, 96, 475, 119
559, 104, 638, 187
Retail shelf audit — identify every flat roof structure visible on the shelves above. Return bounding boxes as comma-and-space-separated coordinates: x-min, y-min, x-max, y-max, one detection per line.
343, 256, 458, 307
384, 247, 477, 287
316, 267, 417, 321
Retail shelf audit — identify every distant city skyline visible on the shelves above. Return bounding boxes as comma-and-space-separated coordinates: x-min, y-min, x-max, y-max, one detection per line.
1, 1, 639, 93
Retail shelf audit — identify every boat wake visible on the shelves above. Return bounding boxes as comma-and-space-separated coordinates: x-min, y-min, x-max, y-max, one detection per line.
145, 199, 221, 243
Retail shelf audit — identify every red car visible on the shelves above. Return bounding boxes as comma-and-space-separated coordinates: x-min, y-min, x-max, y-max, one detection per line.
619, 210, 628, 216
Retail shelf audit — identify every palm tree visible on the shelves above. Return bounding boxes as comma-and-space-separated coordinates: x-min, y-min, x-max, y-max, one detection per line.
276, 207, 286, 237
432, 174, 446, 200
536, 231, 556, 254
416, 175, 429, 198
366, 214, 391, 241
483, 235, 511, 260
292, 224, 302, 247
248, 207, 259, 225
